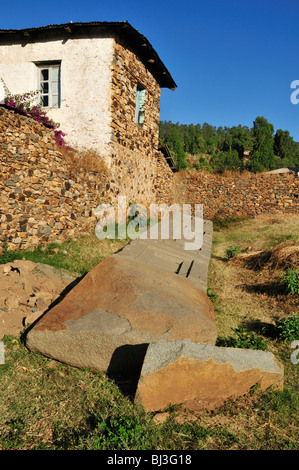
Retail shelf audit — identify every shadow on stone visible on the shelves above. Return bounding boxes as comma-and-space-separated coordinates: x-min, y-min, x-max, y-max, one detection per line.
107, 343, 149, 399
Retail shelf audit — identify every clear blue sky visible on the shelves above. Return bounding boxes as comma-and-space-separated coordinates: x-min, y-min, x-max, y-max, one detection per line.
1, 0, 299, 140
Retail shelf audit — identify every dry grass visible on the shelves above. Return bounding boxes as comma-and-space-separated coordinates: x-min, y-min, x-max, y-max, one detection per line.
178, 168, 212, 181
232, 241, 299, 271
0, 212, 298, 450
221, 169, 252, 179
57, 146, 109, 174
208, 213, 299, 337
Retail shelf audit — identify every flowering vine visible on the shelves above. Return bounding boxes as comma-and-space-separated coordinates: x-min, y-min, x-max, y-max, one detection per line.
0, 78, 67, 147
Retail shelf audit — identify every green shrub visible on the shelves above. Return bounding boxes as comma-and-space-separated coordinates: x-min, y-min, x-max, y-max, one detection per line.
225, 244, 241, 260
97, 415, 144, 450
0, 238, 21, 264
217, 326, 268, 350
281, 268, 299, 295
275, 314, 299, 343
207, 288, 219, 302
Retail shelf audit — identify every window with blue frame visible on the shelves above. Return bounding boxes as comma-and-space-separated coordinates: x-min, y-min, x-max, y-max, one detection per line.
135, 84, 146, 127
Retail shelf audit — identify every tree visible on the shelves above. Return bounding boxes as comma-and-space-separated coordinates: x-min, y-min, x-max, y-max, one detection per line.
212, 149, 241, 172
247, 116, 275, 172
230, 126, 251, 159
274, 129, 295, 161
201, 122, 217, 155
159, 118, 299, 173
158, 121, 186, 168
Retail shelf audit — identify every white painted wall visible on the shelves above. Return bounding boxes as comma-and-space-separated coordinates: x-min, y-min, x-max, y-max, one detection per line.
0, 79, 4, 103
0, 36, 114, 158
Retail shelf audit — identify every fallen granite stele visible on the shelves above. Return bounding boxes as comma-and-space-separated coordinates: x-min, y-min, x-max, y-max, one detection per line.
134, 340, 284, 412
26, 254, 217, 375
25, 216, 284, 412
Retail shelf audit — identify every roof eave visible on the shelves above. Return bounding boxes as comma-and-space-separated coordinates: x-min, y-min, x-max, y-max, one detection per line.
0, 21, 177, 90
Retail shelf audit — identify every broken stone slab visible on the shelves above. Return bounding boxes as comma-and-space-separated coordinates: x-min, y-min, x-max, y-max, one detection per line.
0, 259, 37, 276
26, 255, 217, 373
0, 260, 78, 338
117, 218, 214, 292
134, 340, 284, 412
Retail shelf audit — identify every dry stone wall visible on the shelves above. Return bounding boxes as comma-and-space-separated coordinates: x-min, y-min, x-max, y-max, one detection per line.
0, 106, 174, 251
110, 40, 161, 158
1, 105, 297, 252
182, 170, 299, 220
109, 143, 175, 208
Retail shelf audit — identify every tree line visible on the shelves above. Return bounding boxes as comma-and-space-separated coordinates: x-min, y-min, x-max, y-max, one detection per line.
159, 116, 299, 172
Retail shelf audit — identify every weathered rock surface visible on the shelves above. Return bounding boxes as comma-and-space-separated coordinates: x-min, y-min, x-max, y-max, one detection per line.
26, 255, 217, 373
118, 218, 213, 293
0, 260, 77, 338
134, 340, 284, 412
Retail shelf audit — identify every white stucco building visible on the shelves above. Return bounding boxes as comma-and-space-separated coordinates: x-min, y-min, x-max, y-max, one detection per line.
0, 21, 176, 162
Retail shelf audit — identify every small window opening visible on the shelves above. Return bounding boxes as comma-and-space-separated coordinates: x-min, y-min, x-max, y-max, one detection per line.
37, 63, 61, 108
135, 84, 146, 127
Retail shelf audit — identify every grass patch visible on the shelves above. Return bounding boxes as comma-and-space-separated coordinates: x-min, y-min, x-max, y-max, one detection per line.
212, 215, 249, 232
0, 234, 128, 276
0, 213, 298, 450
0, 335, 243, 450
0, 335, 297, 450
216, 326, 268, 350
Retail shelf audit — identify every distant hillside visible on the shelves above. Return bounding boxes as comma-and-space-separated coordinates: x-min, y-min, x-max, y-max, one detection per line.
159, 117, 299, 172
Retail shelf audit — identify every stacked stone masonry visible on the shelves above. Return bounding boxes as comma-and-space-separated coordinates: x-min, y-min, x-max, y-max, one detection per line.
1, 106, 298, 251
183, 171, 299, 220
0, 106, 174, 250
110, 41, 161, 158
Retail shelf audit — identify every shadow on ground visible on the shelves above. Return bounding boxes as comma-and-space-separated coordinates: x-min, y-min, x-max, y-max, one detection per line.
106, 343, 150, 400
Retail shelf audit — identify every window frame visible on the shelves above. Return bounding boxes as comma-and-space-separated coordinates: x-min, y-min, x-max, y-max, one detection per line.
135, 83, 146, 127
36, 62, 61, 109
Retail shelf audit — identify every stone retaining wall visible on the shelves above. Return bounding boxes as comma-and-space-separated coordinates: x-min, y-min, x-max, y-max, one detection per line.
1, 105, 298, 251
182, 170, 299, 220
0, 106, 174, 250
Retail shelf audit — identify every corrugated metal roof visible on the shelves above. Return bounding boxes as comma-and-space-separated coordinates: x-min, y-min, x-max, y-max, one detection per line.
0, 21, 177, 90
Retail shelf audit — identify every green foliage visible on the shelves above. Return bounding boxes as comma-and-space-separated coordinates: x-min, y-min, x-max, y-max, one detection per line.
0, 238, 21, 264
212, 149, 242, 172
98, 415, 144, 450
158, 121, 187, 169
274, 129, 299, 167
212, 215, 248, 232
225, 244, 241, 260
217, 326, 268, 350
229, 126, 252, 157
191, 155, 213, 172
207, 288, 219, 302
246, 116, 275, 172
159, 116, 299, 173
275, 314, 299, 343
246, 150, 266, 173
281, 268, 299, 295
